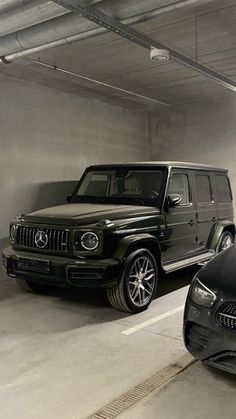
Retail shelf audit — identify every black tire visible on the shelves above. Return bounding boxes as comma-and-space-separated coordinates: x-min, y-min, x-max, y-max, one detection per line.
15, 278, 51, 294
217, 231, 234, 253
107, 248, 158, 313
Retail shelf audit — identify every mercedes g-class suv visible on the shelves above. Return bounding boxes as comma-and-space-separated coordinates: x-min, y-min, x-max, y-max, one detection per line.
2, 162, 235, 313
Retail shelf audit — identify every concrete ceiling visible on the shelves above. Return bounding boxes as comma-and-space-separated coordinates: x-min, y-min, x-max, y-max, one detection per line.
0, 0, 236, 111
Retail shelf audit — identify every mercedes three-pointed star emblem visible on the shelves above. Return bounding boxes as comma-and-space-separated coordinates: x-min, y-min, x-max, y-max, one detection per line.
35, 230, 48, 249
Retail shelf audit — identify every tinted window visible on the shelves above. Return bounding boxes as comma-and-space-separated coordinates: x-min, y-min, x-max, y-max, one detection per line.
83, 174, 109, 196
168, 173, 190, 205
215, 175, 232, 202
73, 168, 166, 207
196, 175, 212, 203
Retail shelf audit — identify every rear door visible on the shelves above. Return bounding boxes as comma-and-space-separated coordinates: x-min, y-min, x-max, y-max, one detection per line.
162, 169, 197, 262
193, 171, 217, 250
214, 172, 234, 223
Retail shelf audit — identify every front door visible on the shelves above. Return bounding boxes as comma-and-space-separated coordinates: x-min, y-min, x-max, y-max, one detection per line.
162, 170, 197, 262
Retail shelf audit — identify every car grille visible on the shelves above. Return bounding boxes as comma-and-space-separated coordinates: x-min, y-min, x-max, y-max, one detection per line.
16, 226, 70, 253
216, 303, 236, 332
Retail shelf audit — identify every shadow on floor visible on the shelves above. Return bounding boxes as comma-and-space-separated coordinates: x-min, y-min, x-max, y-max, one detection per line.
0, 266, 198, 334
31, 265, 198, 311
156, 265, 199, 298
203, 363, 236, 385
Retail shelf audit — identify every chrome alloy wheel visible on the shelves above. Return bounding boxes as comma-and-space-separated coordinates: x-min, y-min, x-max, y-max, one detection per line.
221, 234, 234, 251
128, 255, 156, 307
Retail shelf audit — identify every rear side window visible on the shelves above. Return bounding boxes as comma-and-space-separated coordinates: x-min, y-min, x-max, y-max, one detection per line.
195, 175, 212, 203
215, 175, 232, 202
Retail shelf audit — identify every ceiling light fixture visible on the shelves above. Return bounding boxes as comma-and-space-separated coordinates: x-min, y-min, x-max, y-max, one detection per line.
150, 47, 170, 62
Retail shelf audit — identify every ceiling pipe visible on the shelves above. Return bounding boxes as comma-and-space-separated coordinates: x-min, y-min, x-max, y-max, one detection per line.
25, 56, 170, 107
0, 0, 32, 13
0, 0, 69, 37
0, 0, 215, 58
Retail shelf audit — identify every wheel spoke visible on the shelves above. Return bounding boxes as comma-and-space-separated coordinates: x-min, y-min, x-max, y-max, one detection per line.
132, 287, 140, 301
136, 259, 142, 273
130, 275, 138, 279
144, 273, 154, 282
145, 281, 153, 291
144, 288, 151, 296
142, 258, 149, 273
131, 288, 137, 299
145, 268, 154, 275
139, 289, 143, 305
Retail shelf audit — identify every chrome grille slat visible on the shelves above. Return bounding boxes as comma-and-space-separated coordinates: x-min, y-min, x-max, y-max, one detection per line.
49, 229, 53, 250
53, 230, 57, 251
26, 227, 30, 247
57, 230, 60, 251
16, 226, 69, 253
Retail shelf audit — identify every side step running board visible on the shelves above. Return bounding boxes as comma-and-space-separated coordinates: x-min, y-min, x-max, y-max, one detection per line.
163, 251, 215, 273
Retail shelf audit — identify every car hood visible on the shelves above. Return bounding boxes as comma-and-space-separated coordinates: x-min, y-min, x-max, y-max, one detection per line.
198, 246, 236, 298
23, 203, 160, 226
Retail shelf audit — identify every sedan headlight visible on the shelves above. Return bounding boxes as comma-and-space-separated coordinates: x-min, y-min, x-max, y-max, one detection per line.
81, 232, 99, 251
190, 277, 217, 308
10, 224, 17, 244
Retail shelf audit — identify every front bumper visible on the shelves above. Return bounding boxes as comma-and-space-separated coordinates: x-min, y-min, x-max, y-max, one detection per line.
2, 247, 121, 288
184, 297, 236, 374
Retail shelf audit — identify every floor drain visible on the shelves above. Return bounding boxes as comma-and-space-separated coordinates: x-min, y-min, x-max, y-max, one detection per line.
88, 353, 195, 419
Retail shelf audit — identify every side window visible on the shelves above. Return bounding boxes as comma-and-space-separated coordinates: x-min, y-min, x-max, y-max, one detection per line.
195, 175, 212, 203
215, 175, 232, 203
168, 173, 190, 205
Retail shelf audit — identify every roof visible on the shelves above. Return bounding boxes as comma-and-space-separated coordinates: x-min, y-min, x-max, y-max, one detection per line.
88, 161, 227, 172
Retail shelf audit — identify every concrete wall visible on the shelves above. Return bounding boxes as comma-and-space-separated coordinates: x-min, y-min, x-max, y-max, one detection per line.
0, 77, 152, 243
151, 97, 236, 203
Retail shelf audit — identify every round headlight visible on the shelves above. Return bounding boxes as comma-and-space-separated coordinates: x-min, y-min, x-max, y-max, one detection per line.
10, 224, 17, 243
81, 232, 99, 251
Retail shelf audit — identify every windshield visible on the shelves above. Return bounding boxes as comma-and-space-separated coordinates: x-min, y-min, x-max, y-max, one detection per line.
71, 167, 166, 206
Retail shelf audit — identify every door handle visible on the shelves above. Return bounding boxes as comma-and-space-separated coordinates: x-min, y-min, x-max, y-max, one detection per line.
188, 220, 195, 226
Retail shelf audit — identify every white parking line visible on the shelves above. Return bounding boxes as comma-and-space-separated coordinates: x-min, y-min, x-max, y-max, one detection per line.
122, 305, 185, 335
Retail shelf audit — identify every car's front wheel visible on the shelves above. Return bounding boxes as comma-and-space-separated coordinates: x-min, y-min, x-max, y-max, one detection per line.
15, 278, 51, 294
107, 249, 158, 313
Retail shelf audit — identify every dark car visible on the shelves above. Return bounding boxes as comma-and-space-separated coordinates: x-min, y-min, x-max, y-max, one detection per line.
2, 162, 235, 313
184, 245, 236, 374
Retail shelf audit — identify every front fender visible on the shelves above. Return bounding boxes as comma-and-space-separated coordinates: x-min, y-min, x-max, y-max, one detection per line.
113, 233, 161, 260
207, 221, 235, 250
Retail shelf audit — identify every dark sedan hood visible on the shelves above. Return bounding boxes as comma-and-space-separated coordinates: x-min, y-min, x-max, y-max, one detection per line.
23, 203, 160, 226
199, 246, 236, 298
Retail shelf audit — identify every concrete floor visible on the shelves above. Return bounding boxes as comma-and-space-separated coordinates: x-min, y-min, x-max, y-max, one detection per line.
0, 265, 235, 419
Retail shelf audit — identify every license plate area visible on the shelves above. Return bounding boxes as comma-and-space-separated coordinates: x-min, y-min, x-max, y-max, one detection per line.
15, 258, 50, 274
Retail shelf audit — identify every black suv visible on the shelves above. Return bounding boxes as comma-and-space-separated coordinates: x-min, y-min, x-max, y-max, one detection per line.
2, 162, 235, 313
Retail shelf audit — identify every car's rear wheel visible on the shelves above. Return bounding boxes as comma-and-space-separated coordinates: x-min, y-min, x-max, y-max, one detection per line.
107, 249, 158, 313
217, 231, 234, 253
15, 278, 51, 293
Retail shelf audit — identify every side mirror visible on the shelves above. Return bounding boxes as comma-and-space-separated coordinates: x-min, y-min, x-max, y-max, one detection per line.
67, 194, 72, 203
168, 194, 182, 207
